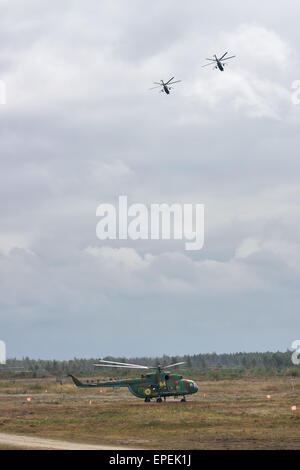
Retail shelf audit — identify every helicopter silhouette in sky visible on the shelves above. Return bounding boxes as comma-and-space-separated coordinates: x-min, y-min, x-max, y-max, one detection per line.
149, 77, 181, 94
202, 51, 236, 71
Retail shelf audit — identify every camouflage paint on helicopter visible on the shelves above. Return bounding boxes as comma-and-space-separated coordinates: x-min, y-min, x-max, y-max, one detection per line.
69, 359, 198, 402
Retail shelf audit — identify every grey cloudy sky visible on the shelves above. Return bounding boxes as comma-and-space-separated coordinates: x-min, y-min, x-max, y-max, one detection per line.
0, 0, 300, 359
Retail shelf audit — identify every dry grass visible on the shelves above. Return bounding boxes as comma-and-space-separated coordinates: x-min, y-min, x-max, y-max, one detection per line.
0, 375, 299, 449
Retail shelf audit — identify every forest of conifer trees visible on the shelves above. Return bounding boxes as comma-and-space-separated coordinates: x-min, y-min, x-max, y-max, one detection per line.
0, 350, 298, 378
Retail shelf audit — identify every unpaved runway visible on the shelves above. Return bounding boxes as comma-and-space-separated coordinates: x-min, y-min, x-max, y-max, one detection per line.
0, 432, 132, 450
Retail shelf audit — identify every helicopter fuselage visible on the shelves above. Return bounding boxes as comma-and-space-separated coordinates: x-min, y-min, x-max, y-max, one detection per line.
128, 372, 198, 399
215, 57, 224, 71
163, 85, 170, 94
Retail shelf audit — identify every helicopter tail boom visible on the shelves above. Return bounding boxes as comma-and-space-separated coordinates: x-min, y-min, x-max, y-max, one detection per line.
68, 374, 130, 388
68, 374, 87, 387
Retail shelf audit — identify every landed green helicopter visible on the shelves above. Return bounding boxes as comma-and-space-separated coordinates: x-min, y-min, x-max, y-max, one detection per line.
69, 359, 198, 402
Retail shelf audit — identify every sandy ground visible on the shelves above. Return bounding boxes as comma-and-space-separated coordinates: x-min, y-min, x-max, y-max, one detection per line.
0, 432, 132, 450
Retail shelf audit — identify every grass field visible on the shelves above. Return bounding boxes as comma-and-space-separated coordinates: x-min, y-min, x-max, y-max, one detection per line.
0, 375, 299, 449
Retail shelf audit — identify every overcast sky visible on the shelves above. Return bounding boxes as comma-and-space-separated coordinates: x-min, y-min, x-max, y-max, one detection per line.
0, 0, 300, 359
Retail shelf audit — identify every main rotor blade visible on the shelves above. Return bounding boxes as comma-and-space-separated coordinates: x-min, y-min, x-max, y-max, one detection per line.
222, 55, 236, 61
219, 52, 228, 61
153, 82, 162, 85
202, 62, 215, 67
167, 80, 181, 85
93, 364, 149, 369
165, 76, 175, 85
95, 359, 149, 368
149, 86, 162, 90
164, 362, 186, 368
206, 58, 216, 61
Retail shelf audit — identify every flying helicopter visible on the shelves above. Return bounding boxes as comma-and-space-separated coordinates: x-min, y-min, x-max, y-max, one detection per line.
69, 359, 198, 403
150, 77, 181, 95
202, 52, 236, 71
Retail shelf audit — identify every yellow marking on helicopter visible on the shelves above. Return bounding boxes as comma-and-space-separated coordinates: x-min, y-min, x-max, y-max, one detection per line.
144, 388, 151, 395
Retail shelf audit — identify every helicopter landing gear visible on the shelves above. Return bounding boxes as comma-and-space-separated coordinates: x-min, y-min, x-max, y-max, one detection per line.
164, 396, 166, 402
156, 397, 163, 403
145, 397, 151, 402
181, 396, 186, 402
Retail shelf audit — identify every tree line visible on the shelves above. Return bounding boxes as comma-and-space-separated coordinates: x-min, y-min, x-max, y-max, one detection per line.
0, 350, 297, 377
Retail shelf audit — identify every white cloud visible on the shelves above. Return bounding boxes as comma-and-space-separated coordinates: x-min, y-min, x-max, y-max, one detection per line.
185, 24, 293, 119
225, 24, 293, 69
85, 246, 153, 271
0, 234, 32, 256
235, 238, 261, 259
